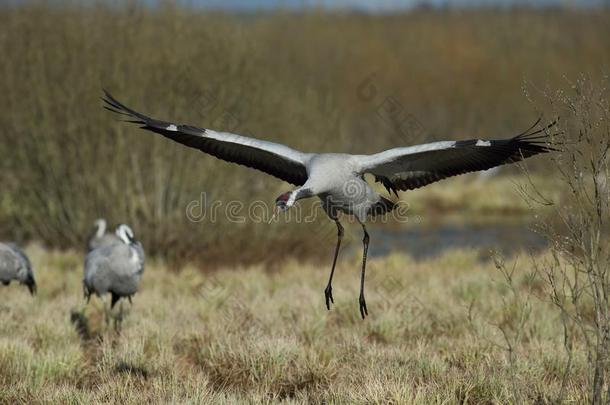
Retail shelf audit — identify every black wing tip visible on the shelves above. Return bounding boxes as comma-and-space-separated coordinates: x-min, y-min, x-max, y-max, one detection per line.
512, 137, 559, 159
101, 88, 115, 104
102, 89, 124, 107
101, 90, 158, 128
101, 89, 125, 114
510, 116, 562, 155
515, 116, 560, 140
100, 89, 134, 115
101, 90, 181, 133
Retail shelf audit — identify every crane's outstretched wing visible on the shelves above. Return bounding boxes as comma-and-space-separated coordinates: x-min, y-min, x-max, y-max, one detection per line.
357, 118, 558, 195
102, 91, 310, 186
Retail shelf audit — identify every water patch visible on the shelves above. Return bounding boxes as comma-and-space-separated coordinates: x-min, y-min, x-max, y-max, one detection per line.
367, 221, 547, 260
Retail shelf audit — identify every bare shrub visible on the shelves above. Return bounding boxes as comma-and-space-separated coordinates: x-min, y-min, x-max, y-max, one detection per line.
523, 77, 610, 404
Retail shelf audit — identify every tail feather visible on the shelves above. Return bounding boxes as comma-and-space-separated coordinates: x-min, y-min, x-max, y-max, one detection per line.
369, 195, 396, 217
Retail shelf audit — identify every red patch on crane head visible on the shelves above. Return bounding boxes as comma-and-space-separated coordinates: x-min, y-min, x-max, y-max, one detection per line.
275, 192, 291, 203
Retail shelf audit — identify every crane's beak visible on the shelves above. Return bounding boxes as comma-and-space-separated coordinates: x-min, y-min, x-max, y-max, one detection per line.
268, 207, 279, 224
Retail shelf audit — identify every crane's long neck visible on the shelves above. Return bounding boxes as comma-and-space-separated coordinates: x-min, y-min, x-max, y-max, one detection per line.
96, 220, 106, 238
286, 187, 314, 208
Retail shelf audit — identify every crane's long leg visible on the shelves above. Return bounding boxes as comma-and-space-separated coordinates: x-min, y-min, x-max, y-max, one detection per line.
325, 220, 344, 310
359, 224, 370, 319
114, 301, 124, 333
103, 296, 111, 326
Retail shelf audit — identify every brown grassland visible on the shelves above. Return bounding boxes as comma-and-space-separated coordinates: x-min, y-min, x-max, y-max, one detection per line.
0, 2, 609, 404
0, 246, 592, 403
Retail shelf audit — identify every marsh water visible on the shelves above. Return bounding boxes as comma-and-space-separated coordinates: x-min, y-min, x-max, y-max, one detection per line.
365, 220, 547, 260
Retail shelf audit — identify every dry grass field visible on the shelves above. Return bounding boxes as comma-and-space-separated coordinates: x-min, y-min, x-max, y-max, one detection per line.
1, 2, 608, 403
0, 246, 591, 403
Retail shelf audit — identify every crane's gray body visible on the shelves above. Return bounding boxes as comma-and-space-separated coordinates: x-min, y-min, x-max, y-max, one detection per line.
304, 153, 392, 222
84, 241, 144, 307
88, 233, 121, 252
0, 242, 36, 294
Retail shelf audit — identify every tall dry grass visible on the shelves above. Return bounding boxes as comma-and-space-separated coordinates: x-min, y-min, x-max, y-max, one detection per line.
0, 3, 609, 264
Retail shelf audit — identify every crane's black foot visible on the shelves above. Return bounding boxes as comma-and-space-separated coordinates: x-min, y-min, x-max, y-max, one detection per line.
359, 293, 368, 319
324, 284, 334, 310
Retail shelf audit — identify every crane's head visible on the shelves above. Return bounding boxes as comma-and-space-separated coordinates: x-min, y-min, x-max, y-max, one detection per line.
270, 191, 294, 222
116, 224, 135, 244
270, 188, 313, 222
274, 191, 293, 212
24, 272, 36, 296
15, 252, 36, 296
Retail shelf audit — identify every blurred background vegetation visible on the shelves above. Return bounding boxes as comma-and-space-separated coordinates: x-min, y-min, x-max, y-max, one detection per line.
0, 2, 608, 266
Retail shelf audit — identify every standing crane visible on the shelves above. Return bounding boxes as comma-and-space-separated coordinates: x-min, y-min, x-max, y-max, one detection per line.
84, 224, 145, 314
0, 242, 36, 295
103, 91, 556, 319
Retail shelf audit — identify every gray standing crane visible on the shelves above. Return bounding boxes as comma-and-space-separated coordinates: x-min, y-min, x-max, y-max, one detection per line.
0, 242, 36, 295
84, 224, 145, 310
87, 218, 120, 252
103, 91, 557, 319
